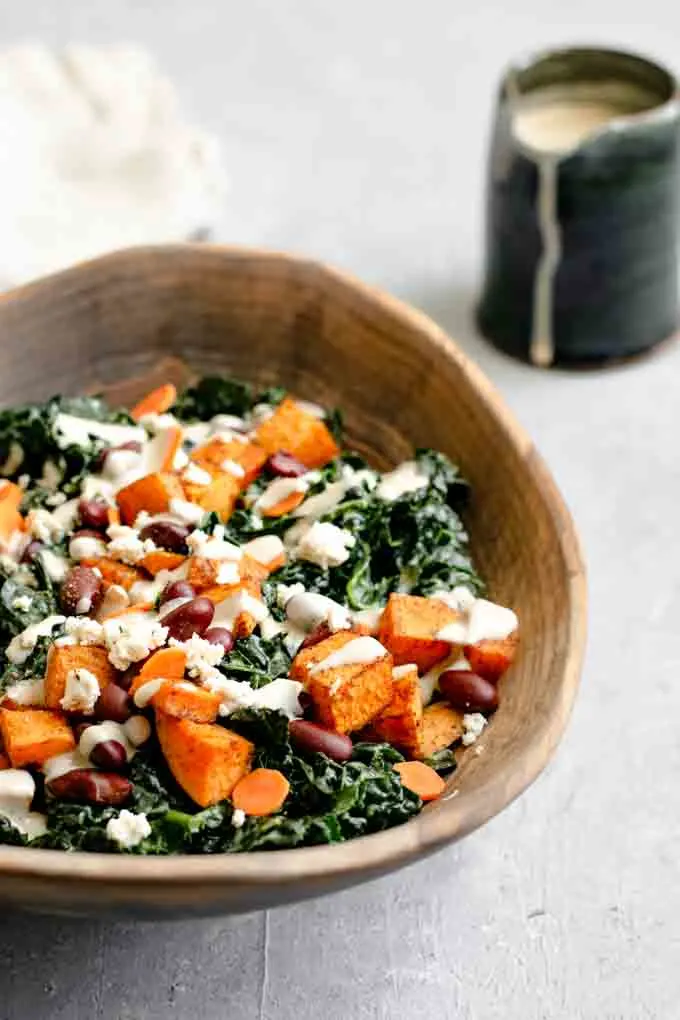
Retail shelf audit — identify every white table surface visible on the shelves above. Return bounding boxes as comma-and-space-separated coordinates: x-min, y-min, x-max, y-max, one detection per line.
1, 3, 679, 1017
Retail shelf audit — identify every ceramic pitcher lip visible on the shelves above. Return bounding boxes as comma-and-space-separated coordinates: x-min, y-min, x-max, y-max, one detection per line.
502, 45, 680, 153
477, 44, 680, 368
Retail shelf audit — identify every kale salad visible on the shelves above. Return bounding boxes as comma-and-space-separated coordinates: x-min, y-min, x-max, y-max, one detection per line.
0, 376, 518, 854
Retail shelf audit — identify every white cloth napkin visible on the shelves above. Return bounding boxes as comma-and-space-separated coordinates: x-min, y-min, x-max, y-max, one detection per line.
0, 43, 228, 287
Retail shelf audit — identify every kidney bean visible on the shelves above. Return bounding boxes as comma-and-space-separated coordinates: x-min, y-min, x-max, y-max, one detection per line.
140, 520, 190, 553
95, 684, 132, 723
89, 739, 127, 771
78, 498, 109, 531
159, 580, 195, 606
21, 540, 44, 564
289, 720, 353, 762
439, 670, 499, 713
59, 566, 103, 616
73, 722, 91, 741
203, 627, 234, 653
160, 596, 214, 641
48, 769, 132, 806
300, 622, 333, 650
267, 451, 308, 477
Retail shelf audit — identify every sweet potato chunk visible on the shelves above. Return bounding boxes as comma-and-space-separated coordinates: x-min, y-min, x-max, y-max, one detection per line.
0, 707, 75, 767
255, 397, 339, 468
83, 557, 146, 591
378, 594, 463, 672
153, 682, 221, 723
421, 702, 464, 758
187, 553, 267, 594
368, 665, 424, 758
139, 551, 186, 576
116, 472, 185, 524
183, 471, 241, 521
156, 712, 253, 807
191, 437, 267, 487
129, 647, 187, 698
0, 752, 9, 770
291, 631, 393, 733
465, 634, 518, 683
45, 646, 118, 709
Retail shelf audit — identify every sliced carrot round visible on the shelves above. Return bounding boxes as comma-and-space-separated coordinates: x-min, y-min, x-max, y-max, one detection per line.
232, 768, 290, 816
394, 761, 446, 802
261, 490, 305, 518
131, 383, 177, 421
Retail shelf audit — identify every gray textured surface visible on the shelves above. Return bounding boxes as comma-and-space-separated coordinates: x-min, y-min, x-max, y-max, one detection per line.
1, 3, 679, 1017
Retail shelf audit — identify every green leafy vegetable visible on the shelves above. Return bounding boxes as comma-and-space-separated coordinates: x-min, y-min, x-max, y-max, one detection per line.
219, 634, 292, 689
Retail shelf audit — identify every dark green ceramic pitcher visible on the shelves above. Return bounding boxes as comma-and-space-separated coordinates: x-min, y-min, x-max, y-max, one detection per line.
478, 47, 680, 367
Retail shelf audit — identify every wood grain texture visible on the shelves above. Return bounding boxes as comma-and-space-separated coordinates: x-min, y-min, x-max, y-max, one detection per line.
0, 245, 586, 917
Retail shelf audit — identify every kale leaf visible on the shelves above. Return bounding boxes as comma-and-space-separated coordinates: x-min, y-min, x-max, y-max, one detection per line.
172, 376, 287, 423
219, 634, 292, 689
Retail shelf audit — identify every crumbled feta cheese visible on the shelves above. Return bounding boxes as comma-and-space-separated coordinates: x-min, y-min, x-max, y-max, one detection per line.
376, 461, 429, 501
186, 529, 242, 561
26, 507, 63, 543
215, 561, 240, 585
69, 534, 107, 561
276, 582, 305, 610
11, 594, 32, 612
103, 613, 168, 671
173, 448, 190, 471
243, 535, 285, 568
0, 770, 47, 839
106, 809, 151, 849
57, 616, 105, 646
6, 615, 65, 664
60, 668, 100, 713
139, 412, 178, 433
210, 414, 247, 434
221, 458, 245, 478
183, 462, 212, 487
249, 403, 274, 425
106, 524, 157, 565
462, 712, 488, 746
232, 807, 246, 828
170, 634, 224, 682
295, 399, 326, 419
296, 521, 356, 568
5, 676, 45, 706
46, 490, 67, 507
80, 474, 116, 504
168, 498, 206, 526
102, 448, 141, 482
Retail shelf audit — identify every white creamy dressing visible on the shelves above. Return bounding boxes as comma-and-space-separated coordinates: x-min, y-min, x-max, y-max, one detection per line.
392, 663, 418, 680
376, 461, 428, 501
221, 458, 245, 478
215, 561, 240, 585
40, 548, 69, 582
211, 590, 269, 631
0, 770, 47, 838
207, 672, 303, 719
309, 636, 388, 676
54, 413, 145, 451
296, 521, 355, 569
78, 720, 137, 761
186, 529, 242, 561
284, 589, 351, 634
432, 586, 517, 646
419, 653, 470, 706
183, 462, 212, 487
132, 677, 167, 709
256, 476, 309, 513
6, 614, 65, 664
167, 498, 206, 526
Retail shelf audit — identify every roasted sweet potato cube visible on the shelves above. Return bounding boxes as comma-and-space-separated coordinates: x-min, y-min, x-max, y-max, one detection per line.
45, 645, 118, 709
421, 702, 464, 758
291, 631, 393, 733
0, 707, 75, 767
83, 557, 146, 591
188, 553, 266, 594
191, 437, 267, 487
183, 471, 241, 521
0, 752, 9, 770
255, 397, 339, 469
117, 472, 185, 524
368, 665, 424, 757
378, 594, 463, 672
205, 581, 264, 638
465, 633, 518, 683
139, 551, 186, 576
153, 682, 221, 723
156, 712, 253, 807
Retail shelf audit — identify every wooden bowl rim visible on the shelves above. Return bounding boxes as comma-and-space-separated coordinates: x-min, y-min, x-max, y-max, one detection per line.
0, 245, 587, 888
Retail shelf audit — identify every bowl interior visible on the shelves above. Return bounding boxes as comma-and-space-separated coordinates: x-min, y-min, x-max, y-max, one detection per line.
0, 246, 586, 917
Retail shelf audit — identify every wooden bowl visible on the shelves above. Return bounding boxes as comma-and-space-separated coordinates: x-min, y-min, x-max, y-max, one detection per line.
0, 246, 586, 918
